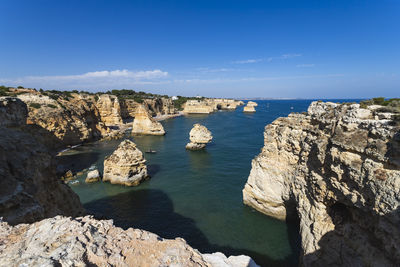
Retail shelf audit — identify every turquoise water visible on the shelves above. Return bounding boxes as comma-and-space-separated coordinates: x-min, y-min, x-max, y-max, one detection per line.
58, 100, 334, 266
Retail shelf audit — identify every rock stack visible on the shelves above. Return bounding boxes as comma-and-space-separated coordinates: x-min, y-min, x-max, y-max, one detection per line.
186, 124, 213, 150
243, 101, 257, 113
132, 104, 165, 135
85, 169, 101, 183
103, 139, 148, 186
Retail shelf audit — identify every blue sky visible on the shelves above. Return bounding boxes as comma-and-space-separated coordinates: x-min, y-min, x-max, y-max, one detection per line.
0, 0, 399, 98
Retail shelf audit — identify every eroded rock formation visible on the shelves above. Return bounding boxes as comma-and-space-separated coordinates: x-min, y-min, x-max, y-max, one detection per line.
243, 101, 257, 113
95, 94, 123, 126
183, 99, 244, 114
183, 100, 215, 114
243, 101, 400, 266
120, 97, 177, 119
186, 124, 213, 150
85, 169, 101, 183
0, 97, 85, 225
103, 139, 149, 186
131, 104, 165, 135
0, 216, 257, 267
18, 93, 109, 147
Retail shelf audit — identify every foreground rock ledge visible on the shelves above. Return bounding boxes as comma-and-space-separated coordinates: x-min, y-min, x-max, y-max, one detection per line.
103, 139, 149, 186
243, 101, 400, 266
186, 124, 213, 150
0, 216, 259, 267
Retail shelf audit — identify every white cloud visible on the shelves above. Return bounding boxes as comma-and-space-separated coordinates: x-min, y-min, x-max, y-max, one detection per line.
268, 53, 302, 62
281, 53, 302, 59
0, 69, 169, 89
231, 59, 263, 64
296, 64, 315, 68
196, 67, 235, 73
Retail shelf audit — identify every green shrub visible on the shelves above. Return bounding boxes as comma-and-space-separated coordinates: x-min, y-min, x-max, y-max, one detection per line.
29, 103, 41, 109
47, 104, 57, 108
17, 86, 24, 89
372, 97, 385, 105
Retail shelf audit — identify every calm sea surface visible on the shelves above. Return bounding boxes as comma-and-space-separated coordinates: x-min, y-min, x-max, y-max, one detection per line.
58, 100, 358, 266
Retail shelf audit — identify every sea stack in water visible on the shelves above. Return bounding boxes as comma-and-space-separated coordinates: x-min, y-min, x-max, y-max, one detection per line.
243, 101, 257, 113
103, 139, 148, 186
186, 124, 213, 150
132, 104, 165, 135
85, 169, 101, 183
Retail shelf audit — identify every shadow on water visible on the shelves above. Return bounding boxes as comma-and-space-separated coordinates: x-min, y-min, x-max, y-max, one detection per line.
147, 164, 161, 176
84, 189, 300, 267
56, 149, 102, 173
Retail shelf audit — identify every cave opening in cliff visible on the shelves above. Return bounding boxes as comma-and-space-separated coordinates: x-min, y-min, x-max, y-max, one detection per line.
216, 104, 222, 110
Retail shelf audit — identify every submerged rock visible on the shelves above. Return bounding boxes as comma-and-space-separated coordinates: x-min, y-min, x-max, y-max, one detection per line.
103, 139, 148, 186
243, 101, 400, 266
131, 104, 165, 135
85, 169, 101, 183
186, 124, 213, 150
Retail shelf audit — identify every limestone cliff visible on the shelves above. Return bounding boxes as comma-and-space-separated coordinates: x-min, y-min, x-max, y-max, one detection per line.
183, 99, 243, 114
243, 101, 400, 266
131, 104, 166, 135
183, 100, 216, 114
18, 93, 109, 147
0, 97, 85, 225
0, 216, 258, 267
120, 97, 176, 119
103, 139, 149, 186
95, 94, 123, 126
144, 97, 176, 116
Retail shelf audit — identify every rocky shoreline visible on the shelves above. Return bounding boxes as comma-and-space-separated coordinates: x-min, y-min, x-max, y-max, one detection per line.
2, 90, 399, 266
0, 95, 258, 267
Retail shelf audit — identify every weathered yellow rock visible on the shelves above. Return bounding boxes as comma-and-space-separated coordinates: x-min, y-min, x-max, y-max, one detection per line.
243, 105, 256, 113
96, 94, 123, 126
17, 93, 109, 147
183, 99, 244, 114
243, 101, 400, 266
103, 139, 148, 186
186, 124, 213, 150
0, 97, 85, 225
85, 169, 101, 183
131, 105, 165, 135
